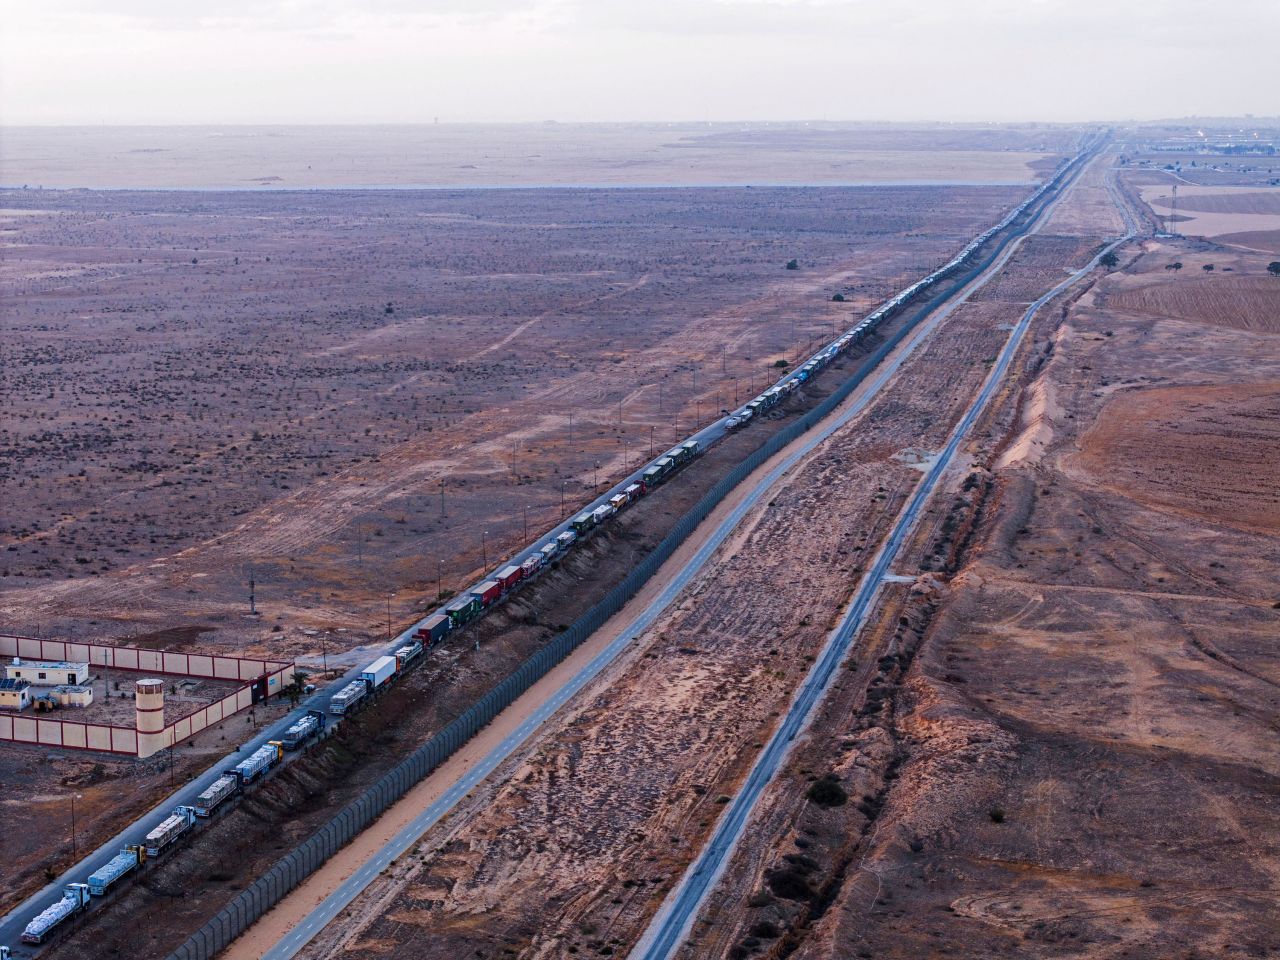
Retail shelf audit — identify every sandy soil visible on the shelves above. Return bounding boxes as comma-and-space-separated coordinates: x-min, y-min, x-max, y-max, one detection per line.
0, 124, 1070, 190
1140, 184, 1280, 238
678, 214, 1280, 960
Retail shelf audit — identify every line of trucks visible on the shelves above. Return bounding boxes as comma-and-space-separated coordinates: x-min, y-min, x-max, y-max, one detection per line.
6, 147, 1090, 957
326, 442, 702, 717
18, 711, 328, 946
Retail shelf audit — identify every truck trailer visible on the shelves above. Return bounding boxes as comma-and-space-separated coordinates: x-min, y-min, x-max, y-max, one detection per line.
87, 846, 146, 896
232, 742, 282, 785
329, 678, 368, 714
416, 612, 451, 647
361, 655, 398, 690
281, 710, 326, 750
22, 884, 90, 944
193, 773, 239, 817
496, 565, 523, 592
144, 806, 197, 858
393, 640, 424, 670
445, 594, 482, 626
470, 580, 502, 607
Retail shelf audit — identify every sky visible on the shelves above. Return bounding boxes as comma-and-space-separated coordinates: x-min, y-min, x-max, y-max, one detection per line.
1, 0, 1278, 125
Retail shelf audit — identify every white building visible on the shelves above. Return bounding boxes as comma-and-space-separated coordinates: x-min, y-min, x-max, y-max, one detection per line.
0, 678, 33, 710
5, 659, 90, 686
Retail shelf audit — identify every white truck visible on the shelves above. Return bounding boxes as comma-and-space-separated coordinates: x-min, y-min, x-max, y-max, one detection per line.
144, 806, 197, 857
22, 883, 91, 944
360, 655, 397, 690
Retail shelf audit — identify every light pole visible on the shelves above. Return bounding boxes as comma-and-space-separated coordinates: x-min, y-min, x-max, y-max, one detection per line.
386, 594, 392, 641
437, 559, 443, 601
481, 530, 488, 570
560, 480, 567, 517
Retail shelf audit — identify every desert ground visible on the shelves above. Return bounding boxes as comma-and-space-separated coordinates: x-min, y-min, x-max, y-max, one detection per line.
664, 161, 1280, 958
2, 124, 1080, 931
239, 154, 1117, 960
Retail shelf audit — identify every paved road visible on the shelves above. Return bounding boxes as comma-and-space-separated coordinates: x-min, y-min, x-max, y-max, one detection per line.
629, 153, 1136, 960
251, 144, 1105, 960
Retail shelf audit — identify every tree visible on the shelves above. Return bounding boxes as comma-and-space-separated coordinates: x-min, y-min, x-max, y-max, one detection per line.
831, 292, 845, 302
1100, 251, 1119, 269
1267, 262, 1280, 276
284, 671, 310, 708
1165, 262, 1183, 272
1202, 263, 1215, 272
785, 259, 799, 270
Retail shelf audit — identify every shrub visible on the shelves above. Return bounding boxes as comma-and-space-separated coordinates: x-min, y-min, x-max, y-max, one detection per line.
807, 775, 847, 807
989, 806, 1006, 824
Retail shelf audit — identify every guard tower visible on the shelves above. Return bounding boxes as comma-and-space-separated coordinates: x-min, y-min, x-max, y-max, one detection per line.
135, 678, 170, 759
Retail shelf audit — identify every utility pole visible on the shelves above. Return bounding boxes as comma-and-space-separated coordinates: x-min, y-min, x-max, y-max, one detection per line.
440, 478, 446, 518
594, 460, 600, 489
248, 570, 256, 616
568, 412, 574, 451
437, 559, 443, 601
649, 425, 655, 458
70, 793, 81, 859
320, 632, 329, 675
560, 480, 567, 517
481, 530, 488, 570
523, 505, 529, 541
721, 344, 727, 375
386, 594, 392, 641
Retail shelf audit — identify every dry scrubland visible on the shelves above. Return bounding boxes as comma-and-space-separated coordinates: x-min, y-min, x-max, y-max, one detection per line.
677, 178, 1280, 957
274, 160, 1103, 960
0, 181, 1025, 657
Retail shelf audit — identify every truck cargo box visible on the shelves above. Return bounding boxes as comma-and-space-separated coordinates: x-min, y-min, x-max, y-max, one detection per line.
361, 655, 398, 689
571, 512, 594, 534
418, 612, 451, 646
23, 884, 90, 944
232, 742, 282, 784
520, 555, 542, 578
194, 773, 239, 817
609, 493, 628, 511
642, 465, 662, 486
539, 542, 559, 562
88, 847, 144, 896
393, 640, 423, 670
281, 710, 326, 749
555, 530, 577, 550
625, 482, 643, 499
444, 594, 482, 625
471, 580, 502, 607
145, 806, 196, 857
329, 678, 368, 714
496, 565, 523, 590
591, 504, 614, 525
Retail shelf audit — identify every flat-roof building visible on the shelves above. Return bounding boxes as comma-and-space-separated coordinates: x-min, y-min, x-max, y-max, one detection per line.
0, 677, 33, 711
5, 659, 90, 686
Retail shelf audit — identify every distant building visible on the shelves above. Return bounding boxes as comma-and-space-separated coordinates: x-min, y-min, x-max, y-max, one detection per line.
5, 658, 90, 686
0, 678, 33, 710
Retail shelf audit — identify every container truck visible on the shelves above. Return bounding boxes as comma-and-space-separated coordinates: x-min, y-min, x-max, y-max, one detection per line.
539, 542, 559, 563
22, 884, 90, 944
520, 555, 542, 579
87, 846, 146, 896
496, 565, 523, 591
571, 512, 594, 534
281, 709, 326, 750
555, 530, 577, 551
416, 612, 451, 647
681, 439, 700, 459
625, 482, 643, 500
329, 678, 368, 714
360, 656, 398, 690
232, 741, 283, 785
591, 504, 614, 526
193, 773, 239, 817
471, 580, 502, 607
642, 465, 662, 487
445, 594, 482, 626
144, 806, 197, 857
656, 456, 675, 477
609, 493, 628, 512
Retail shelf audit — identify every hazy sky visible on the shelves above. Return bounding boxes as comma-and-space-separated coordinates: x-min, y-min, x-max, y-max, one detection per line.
2, 0, 1277, 125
